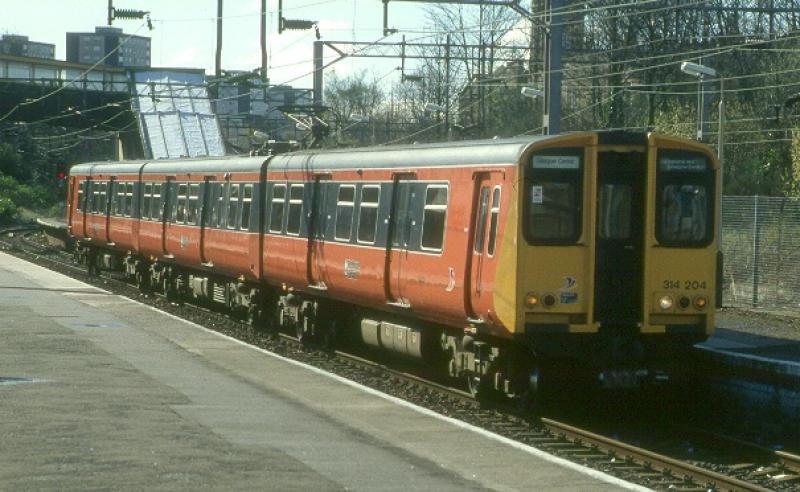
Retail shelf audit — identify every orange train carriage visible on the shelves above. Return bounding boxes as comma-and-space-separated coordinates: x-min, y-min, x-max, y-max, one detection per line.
67, 131, 719, 400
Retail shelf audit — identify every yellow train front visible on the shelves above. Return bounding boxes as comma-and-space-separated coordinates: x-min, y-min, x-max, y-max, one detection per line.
493, 131, 719, 391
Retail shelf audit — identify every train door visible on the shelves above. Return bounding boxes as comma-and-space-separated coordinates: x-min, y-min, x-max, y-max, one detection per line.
385, 174, 415, 308
594, 151, 646, 326
307, 175, 331, 290
199, 176, 213, 266
466, 173, 496, 321
161, 178, 172, 257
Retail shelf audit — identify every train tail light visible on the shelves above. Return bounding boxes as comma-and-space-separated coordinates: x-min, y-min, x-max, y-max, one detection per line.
693, 296, 707, 309
525, 293, 539, 309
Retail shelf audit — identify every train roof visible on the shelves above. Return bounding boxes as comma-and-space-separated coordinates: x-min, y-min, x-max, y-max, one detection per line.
69, 156, 267, 176
69, 131, 661, 176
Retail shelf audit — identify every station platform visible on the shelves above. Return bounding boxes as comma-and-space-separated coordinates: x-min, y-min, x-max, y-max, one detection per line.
0, 252, 639, 491
699, 311, 800, 383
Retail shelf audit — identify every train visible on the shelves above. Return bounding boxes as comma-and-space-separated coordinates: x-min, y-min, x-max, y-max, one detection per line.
67, 131, 720, 402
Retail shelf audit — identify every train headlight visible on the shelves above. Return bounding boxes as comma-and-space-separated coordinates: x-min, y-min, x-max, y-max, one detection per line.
525, 293, 539, 309
658, 295, 674, 311
694, 296, 707, 309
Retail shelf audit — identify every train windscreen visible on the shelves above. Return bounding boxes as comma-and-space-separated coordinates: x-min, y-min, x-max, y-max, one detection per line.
524, 148, 584, 244
655, 150, 714, 247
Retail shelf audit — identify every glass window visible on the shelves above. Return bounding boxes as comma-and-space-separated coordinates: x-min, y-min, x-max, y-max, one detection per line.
286, 184, 304, 236
474, 187, 490, 253
125, 183, 134, 217
487, 187, 501, 256
597, 184, 632, 239
210, 183, 224, 228
110, 180, 120, 216
91, 182, 100, 213
175, 183, 187, 223
188, 183, 200, 225
98, 182, 108, 215
660, 185, 708, 242
335, 185, 355, 241
152, 183, 162, 221
525, 150, 582, 244
241, 184, 253, 230
142, 183, 152, 220
269, 184, 286, 233
76, 181, 84, 211
357, 185, 380, 244
421, 185, 448, 251
227, 183, 240, 229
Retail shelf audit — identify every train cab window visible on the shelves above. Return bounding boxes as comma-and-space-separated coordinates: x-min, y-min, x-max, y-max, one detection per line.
335, 185, 355, 241
269, 184, 286, 233
487, 186, 501, 256
597, 184, 632, 239
142, 183, 152, 220
421, 185, 448, 252
76, 181, 85, 211
525, 151, 583, 244
656, 151, 713, 246
357, 185, 380, 244
240, 184, 253, 231
152, 183, 163, 221
175, 183, 188, 223
227, 183, 240, 230
474, 187, 490, 253
286, 184, 304, 236
187, 183, 200, 225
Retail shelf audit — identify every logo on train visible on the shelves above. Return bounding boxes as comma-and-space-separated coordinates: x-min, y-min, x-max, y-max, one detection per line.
560, 276, 578, 304
344, 259, 360, 279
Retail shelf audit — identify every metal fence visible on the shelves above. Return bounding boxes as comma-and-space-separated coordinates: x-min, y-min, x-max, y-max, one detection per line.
722, 196, 800, 309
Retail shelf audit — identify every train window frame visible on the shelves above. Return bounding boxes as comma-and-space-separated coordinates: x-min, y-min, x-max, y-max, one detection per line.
421, 184, 448, 253
655, 150, 715, 248
152, 183, 163, 221
524, 148, 584, 245
226, 183, 240, 230
474, 186, 490, 254
109, 179, 120, 216
97, 181, 108, 215
76, 181, 85, 212
487, 186, 502, 257
124, 182, 134, 217
357, 185, 381, 245
334, 184, 356, 242
240, 183, 253, 231
286, 184, 304, 236
269, 184, 287, 233
211, 182, 225, 228
142, 183, 152, 220
187, 183, 201, 226
175, 183, 188, 224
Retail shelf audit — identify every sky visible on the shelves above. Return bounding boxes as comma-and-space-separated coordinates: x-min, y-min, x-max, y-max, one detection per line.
1, 0, 441, 89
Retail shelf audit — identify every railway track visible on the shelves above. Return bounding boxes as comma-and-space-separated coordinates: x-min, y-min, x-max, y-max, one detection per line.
3, 226, 799, 491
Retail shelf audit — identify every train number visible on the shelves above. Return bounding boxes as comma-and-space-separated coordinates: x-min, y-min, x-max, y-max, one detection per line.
662, 280, 706, 290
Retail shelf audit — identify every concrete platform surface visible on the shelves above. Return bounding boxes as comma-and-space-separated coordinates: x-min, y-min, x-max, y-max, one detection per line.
0, 252, 641, 492
698, 326, 800, 379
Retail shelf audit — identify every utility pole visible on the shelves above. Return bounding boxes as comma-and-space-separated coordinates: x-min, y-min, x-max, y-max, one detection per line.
216, 0, 223, 77
542, 0, 562, 135
261, 0, 268, 82
108, 0, 114, 26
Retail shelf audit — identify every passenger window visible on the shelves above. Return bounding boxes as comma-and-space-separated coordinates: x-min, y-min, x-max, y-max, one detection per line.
357, 185, 380, 244
110, 180, 120, 216
474, 187, 490, 253
421, 185, 448, 252
211, 183, 224, 228
175, 183, 187, 223
188, 183, 200, 225
241, 184, 253, 230
286, 184, 304, 236
269, 184, 286, 233
227, 183, 240, 229
98, 182, 108, 215
125, 183, 134, 217
335, 185, 355, 241
142, 183, 152, 220
487, 187, 501, 256
598, 184, 632, 239
152, 183, 162, 221
89, 181, 98, 213
76, 181, 84, 211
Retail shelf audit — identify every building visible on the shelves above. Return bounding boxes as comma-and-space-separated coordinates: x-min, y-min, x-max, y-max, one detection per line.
0, 34, 55, 59
66, 26, 150, 67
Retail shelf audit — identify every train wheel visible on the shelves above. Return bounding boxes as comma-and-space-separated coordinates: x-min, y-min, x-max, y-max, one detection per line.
517, 365, 542, 415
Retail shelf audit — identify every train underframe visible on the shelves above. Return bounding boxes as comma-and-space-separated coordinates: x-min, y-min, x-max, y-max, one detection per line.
75, 243, 700, 407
